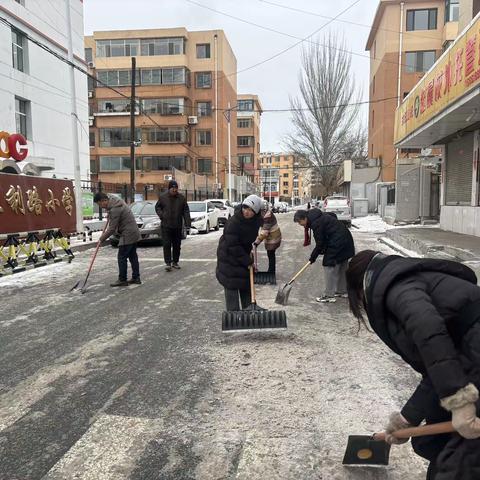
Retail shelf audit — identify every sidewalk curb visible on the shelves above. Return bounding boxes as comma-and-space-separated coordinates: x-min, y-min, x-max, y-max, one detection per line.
378, 236, 415, 257
70, 240, 111, 254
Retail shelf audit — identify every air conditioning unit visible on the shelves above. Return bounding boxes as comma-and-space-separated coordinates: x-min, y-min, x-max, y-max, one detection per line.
188, 116, 198, 125
164, 174, 173, 181
88, 91, 94, 98
88, 117, 94, 127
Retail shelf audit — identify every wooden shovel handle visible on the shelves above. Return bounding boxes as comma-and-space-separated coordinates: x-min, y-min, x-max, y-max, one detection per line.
288, 262, 311, 285
374, 421, 454, 441
249, 265, 256, 304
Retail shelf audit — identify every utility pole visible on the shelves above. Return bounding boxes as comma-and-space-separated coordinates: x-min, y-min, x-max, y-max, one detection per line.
65, 0, 83, 233
225, 102, 232, 202
130, 56, 136, 203
214, 34, 219, 188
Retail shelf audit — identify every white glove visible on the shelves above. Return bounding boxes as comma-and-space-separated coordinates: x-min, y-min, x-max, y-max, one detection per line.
385, 412, 412, 445
451, 403, 480, 439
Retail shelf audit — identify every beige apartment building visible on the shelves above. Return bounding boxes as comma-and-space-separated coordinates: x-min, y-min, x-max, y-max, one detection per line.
85, 28, 244, 198
366, 0, 459, 182
259, 153, 305, 205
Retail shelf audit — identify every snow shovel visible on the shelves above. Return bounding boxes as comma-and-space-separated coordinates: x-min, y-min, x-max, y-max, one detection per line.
222, 265, 287, 332
253, 245, 276, 285
70, 221, 109, 294
342, 421, 454, 467
275, 261, 311, 305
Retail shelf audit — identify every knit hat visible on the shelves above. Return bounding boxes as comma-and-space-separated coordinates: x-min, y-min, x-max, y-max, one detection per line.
168, 180, 179, 189
242, 195, 263, 214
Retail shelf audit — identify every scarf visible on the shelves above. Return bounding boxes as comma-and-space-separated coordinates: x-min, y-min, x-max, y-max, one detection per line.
303, 226, 311, 247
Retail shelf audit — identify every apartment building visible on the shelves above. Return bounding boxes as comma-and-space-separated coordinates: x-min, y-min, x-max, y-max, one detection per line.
0, 0, 89, 178
236, 94, 262, 186
366, 0, 459, 182
259, 153, 305, 205
85, 28, 239, 197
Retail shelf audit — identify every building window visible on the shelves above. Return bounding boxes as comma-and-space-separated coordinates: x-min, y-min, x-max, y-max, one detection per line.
15, 97, 29, 138
237, 100, 254, 111
98, 99, 138, 114
12, 29, 26, 72
197, 158, 212, 174
237, 118, 252, 128
445, 0, 459, 22
89, 131, 95, 147
406, 9, 437, 31
88, 76, 96, 91
99, 128, 140, 147
90, 159, 97, 174
85, 48, 93, 63
238, 136, 253, 147
100, 156, 133, 171
141, 67, 188, 85
195, 72, 212, 88
197, 101, 212, 117
196, 43, 211, 59
283, 173, 289, 178
141, 156, 190, 171
405, 50, 436, 73
283, 190, 289, 195
443, 40, 454, 52
96, 38, 184, 58
142, 98, 185, 115
145, 127, 187, 144
97, 70, 139, 87
140, 38, 184, 56
196, 130, 212, 146
238, 154, 252, 165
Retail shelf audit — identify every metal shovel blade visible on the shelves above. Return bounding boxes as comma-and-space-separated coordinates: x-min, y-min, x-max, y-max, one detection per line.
254, 271, 277, 285
275, 283, 292, 305
342, 435, 390, 467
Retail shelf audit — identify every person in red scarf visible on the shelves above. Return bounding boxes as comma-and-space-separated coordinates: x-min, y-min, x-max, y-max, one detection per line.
294, 209, 355, 303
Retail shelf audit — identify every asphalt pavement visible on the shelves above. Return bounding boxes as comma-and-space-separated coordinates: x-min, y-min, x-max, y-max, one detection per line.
0, 214, 427, 480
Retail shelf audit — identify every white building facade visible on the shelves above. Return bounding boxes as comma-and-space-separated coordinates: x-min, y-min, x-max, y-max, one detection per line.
0, 0, 89, 179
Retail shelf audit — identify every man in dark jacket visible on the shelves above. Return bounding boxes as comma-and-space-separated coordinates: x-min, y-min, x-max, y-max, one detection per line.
294, 209, 355, 303
346, 251, 480, 480
216, 195, 263, 311
94, 192, 141, 287
155, 180, 191, 272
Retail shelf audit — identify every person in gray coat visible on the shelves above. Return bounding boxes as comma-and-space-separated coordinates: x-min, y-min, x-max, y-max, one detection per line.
94, 193, 141, 287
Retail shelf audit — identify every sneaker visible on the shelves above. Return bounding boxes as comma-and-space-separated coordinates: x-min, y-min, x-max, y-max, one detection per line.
128, 278, 142, 285
315, 296, 336, 303
110, 280, 129, 287
334, 292, 348, 298
165, 264, 172, 272
172, 263, 181, 270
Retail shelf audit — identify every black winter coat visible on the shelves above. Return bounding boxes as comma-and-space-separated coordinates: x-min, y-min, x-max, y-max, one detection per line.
307, 209, 355, 266
364, 254, 480, 478
155, 192, 191, 229
216, 207, 262, 291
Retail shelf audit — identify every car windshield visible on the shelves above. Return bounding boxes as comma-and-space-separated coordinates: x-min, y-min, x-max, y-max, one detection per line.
188, 202, 206, 212
326, 197, 348, 207
210, 201, 224, 209
130, 202, 156, 215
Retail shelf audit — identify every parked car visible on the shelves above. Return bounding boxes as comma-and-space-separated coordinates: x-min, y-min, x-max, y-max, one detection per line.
188, 201, 220, 234
206, 199, 234, 226
322, 195, 352, 227
110, 200, 187, 247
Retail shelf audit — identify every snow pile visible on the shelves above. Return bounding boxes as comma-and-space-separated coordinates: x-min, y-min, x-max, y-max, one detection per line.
352, 214, 394, 233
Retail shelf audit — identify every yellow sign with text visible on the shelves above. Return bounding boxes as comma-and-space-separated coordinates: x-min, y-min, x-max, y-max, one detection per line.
395, 16, 480, 145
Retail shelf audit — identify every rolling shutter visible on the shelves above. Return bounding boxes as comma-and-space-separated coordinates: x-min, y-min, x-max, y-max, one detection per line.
446, 132, 473, 205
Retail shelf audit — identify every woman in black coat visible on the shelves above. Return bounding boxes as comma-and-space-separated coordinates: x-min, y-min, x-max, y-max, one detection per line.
294, 209, 355, 303
346, 250, 480, 480
216, 195, 263, 311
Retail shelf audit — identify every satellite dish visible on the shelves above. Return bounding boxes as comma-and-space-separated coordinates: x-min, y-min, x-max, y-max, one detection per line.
421, 148, 432, 156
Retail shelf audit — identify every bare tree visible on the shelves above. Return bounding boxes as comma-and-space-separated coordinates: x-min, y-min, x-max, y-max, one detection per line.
285, 33, 364, 196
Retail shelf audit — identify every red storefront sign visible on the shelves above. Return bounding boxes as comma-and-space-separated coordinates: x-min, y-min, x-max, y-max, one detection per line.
0, 173, 76, 235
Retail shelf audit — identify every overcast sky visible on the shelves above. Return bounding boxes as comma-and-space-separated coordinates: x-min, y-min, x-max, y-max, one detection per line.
83, 0, 379, 152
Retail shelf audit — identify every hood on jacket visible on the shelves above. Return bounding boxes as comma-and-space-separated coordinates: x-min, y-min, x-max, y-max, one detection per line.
107, 196, 125, 210
306, 208, 322, 226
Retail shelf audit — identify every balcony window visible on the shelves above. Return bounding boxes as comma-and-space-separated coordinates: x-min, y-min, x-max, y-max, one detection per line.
406, 9, 437, 31
97, 38, 184, 57
96, 39, 140, 57
197, 101, 212, 117
238, 136, 254, 147
141, 156, 191, 171
197, 158, 212, 174
445, 0, 459, 22
195, 72, 212, 88
196, 43, 211, 59
238, 100, 254, 111
99, 156, 141, 171
142, 98, 185, 115
12, 29, 26, 72
405, 50, 436, 73
196, 130, 212, 146
238, 154, 253, 165
85, 48, 93, 63
97, 70, 140, 87
237, 118, 252, 128
140, 37, 184, 56
145, 127, 187, 144
99, 128, 140, 147
98, 99, 138, 114
89, 132, 95, 147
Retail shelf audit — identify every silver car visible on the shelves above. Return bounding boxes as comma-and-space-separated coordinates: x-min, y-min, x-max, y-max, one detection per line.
322, 195, 352, 227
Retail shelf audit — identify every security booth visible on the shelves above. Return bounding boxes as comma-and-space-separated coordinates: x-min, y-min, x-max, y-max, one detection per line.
395, 12, 480, 236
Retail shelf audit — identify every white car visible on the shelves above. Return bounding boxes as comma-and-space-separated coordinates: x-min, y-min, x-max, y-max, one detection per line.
206, 199, 234, 226
188, 201, 220, 234
322, 195, 352, 227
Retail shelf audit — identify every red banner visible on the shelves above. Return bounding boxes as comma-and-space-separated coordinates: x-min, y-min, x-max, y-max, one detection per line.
0, 174, 77, 235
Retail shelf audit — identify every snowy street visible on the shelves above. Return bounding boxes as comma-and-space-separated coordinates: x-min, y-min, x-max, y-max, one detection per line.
0, 213, 427, 480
